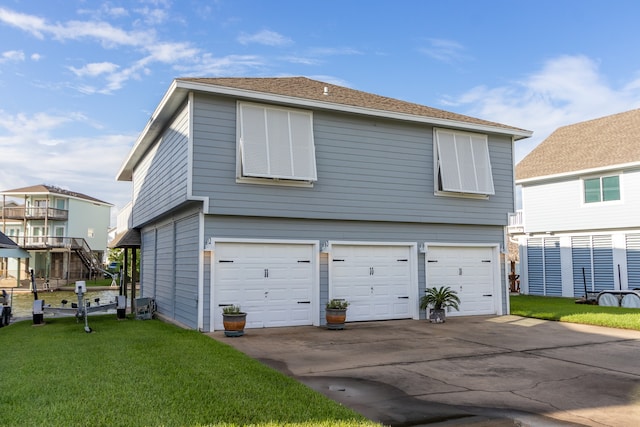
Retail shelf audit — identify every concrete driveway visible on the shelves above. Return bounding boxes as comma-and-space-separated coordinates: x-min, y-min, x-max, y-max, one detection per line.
209, 316, 640, 426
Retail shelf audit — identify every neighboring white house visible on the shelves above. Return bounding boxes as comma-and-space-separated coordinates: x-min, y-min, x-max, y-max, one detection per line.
0, 184, 112, 286
510, 109, 640, 297
116, 76, 532, 332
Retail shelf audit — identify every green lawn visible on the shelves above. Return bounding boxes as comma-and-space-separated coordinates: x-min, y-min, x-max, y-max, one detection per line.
510, 294, 640, 330
0, 316, 379, 427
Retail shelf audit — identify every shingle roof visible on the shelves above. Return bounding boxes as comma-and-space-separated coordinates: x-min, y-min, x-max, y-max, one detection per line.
178, 76, 529, 134
0, 184, 111, 205
0, 231, 18, 248
516, 109, 640, 181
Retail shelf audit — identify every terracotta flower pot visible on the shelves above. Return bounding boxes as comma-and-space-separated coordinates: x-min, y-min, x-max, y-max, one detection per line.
223, 312, 247, 337
326, 308, 347, 330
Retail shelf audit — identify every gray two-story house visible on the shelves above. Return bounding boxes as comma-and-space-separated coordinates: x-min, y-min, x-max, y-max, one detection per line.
117, 77, 531, 332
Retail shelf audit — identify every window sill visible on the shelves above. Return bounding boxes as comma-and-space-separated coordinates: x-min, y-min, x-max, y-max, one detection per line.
236, 176, 315, 188
434, 190, 490, 200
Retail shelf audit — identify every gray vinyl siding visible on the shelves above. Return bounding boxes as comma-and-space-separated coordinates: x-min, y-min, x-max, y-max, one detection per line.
204, 214, 508, 315
138, 206, 201, 330
155, 223, 175, 317
173, 214, 199, 328
140, 229, 156, 297
132, 103, 190, 227
190, 94, 514, 227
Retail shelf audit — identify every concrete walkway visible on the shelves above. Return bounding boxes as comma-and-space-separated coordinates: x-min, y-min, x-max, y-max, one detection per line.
209, 316, 640, 426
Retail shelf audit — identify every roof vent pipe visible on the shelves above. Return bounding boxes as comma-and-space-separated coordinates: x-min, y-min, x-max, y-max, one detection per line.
323, 86, 329, 96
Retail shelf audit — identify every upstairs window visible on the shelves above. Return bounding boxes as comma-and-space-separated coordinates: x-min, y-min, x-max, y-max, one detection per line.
584, 175, 620, 203
435, 129, 495, 196
237, 102, 317, 183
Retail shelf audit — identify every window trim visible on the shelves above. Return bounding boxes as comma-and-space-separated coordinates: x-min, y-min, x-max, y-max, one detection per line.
236, 101, 317, 186
433, 128, 495, 197
582, 174, 621, 204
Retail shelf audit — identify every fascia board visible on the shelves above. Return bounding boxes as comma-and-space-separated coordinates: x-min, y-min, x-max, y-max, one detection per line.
516, 161, 640, 185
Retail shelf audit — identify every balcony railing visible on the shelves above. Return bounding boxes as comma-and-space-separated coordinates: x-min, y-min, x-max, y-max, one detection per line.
507, 211, 524, 233
13, 236, 84, 250
2, 206, 68, 221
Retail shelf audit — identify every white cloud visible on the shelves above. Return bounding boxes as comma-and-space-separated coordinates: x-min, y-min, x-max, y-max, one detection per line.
419, 38, 469, 63
444, 54, 640, 162
134, 7, 168, 25
146, 42, 200, 63
1, 50, 25, 62
69, 62, 120, 77
176, 53, 264, 76
30, 53, 42, 61
237, 30, 292, 46
308, 47, 362, 56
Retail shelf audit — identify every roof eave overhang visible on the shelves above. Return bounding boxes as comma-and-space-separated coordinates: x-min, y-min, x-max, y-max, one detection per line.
117, 79, 533, 181
516, 160, 640, 185
0, 191, 112, 207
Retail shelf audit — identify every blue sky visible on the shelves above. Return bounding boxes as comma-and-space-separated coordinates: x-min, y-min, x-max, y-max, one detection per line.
2, 0, 640, 223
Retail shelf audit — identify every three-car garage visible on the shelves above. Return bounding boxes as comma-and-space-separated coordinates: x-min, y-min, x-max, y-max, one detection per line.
210, 239, 501, 331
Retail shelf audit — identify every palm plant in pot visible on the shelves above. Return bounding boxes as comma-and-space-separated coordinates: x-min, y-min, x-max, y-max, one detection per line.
222, 305, 247, 337
420, 286, 460, 323
325, 299, 349, 330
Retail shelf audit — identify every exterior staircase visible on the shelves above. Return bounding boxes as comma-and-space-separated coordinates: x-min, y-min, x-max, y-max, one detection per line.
70, 238, 106, 277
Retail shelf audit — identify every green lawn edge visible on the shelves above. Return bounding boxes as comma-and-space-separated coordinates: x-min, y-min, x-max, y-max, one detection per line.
510, 294, 640, 330
0, 316, 380, 427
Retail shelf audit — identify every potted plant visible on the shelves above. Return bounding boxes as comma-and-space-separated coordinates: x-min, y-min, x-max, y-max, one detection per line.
222, 305, 247, 337
325, 299, 349, 330
419, 286, 460, 323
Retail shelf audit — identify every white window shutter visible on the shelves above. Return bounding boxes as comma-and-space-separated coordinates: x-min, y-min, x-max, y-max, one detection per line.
436, 129, 494, 195
239, 102, 317, 182
436, 131, 461, 191
266, 108, 293, 178
240, 104, 270, 177
289, 111, 317, 181
471, 135, 494, 194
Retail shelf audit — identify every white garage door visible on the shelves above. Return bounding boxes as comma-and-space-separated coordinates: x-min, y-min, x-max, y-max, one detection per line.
214, 242, 315, 330
330, 244, 414, 322
426, 246, 497, 316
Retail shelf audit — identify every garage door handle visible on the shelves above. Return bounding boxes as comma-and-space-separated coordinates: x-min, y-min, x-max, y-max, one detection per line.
297, 301, 311, 304
483, 294, 492, 297
398, 296, 409, 299
218, 303, 233, 307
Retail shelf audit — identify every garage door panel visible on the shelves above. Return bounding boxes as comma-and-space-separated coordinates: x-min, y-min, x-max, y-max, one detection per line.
427, 247, 496, 316
330, 244, 413, 322
214, 243, 315, 330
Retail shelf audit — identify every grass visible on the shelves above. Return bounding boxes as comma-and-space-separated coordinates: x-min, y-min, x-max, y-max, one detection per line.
86, 277, 115, 287
510, 294, 640, 330
0, 316, 379, 427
